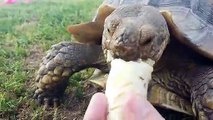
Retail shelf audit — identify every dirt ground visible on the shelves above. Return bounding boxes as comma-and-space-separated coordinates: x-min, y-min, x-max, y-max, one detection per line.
15, 44, 103, 120
17, 83, 101, 120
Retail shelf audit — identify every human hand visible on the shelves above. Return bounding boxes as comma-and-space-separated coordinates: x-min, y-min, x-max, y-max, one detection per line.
83, 92, 164, 120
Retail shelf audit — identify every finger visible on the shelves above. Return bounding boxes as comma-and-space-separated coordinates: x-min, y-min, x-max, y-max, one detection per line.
123, 93, 164, 120
83, 92, 108, 120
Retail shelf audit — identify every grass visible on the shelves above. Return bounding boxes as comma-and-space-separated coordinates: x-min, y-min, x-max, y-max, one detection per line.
0, 0, 102, 119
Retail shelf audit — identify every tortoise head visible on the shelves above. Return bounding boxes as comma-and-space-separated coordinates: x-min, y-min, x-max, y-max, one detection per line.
102, 5, 170, 63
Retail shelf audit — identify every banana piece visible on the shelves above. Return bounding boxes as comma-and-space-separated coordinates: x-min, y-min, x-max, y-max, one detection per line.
105, 58, 154, 120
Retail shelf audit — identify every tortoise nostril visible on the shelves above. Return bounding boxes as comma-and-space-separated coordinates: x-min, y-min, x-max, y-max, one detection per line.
114, 33, 125, 44
114, 43, 122, 51
115, 37, 122, 44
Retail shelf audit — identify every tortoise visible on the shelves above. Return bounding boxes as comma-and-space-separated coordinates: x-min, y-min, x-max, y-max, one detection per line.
33, 0, 213, 119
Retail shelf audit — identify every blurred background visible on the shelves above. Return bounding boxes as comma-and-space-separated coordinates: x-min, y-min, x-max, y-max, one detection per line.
0, 0, 102, 119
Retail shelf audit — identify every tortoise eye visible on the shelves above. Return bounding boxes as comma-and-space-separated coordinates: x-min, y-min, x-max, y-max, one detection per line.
108, 20, 120, 36
140, 35, 154, 46
107, 28, 111, 33
107, 27, 114, 36
143, 38, 152, 46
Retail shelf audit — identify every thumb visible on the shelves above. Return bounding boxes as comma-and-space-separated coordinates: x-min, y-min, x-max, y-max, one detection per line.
83, 93, 108, 120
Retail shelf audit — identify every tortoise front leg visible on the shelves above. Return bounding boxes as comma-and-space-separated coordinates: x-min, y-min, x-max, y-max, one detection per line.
191, 65, 213, 120
33, 42, 108, 106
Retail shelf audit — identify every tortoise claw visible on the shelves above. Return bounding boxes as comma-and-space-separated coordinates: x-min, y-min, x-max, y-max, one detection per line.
44, 98, 49, 107
34, 76, 68, 106
34, 91, 62, 106
53, 98, 60, 107
37, 97, 43, 105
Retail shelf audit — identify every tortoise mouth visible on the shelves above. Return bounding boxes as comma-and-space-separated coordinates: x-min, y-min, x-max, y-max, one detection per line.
103, 39, 140, 62
111, 44, 140, 61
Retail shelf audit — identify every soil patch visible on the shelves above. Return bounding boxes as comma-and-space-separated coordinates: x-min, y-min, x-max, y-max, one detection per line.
17, 44, 101, 120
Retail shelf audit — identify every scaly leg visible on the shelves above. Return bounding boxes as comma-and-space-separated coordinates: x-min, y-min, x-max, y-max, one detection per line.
148, 81, 193, 116
33, 42, 108, 105
191, 65, 213, 120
